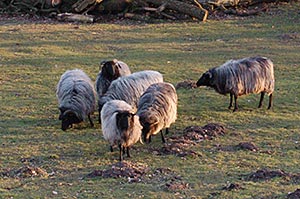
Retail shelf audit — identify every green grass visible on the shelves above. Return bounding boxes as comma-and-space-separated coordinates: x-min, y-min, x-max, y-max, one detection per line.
1, 3, 300, 198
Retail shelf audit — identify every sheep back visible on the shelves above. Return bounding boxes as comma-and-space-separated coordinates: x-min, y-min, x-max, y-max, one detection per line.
101, 100, 142, 148
137, 82, 178, 139
56, 69, 96, 122
98, 70, 164, 112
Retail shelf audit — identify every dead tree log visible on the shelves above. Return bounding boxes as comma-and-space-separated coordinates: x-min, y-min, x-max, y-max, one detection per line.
143, 0, 207, 21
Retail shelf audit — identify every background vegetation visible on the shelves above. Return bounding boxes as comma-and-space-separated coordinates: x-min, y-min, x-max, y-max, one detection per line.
0, 2, 299, 198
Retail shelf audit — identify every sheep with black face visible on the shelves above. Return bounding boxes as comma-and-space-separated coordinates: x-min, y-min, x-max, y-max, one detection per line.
98, 70, 163, 123
56, 69, 96, 131
95, 59, 131, 97
101, 100, 142, 161
196, 56, 275, 112
137, 82, 178, 143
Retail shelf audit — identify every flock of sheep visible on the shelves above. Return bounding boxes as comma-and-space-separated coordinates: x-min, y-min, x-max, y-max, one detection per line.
56, 56, 275, 161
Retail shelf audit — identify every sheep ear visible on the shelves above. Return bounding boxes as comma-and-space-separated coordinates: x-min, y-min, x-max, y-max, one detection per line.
100, 60, 107, 70
112, 59, 118, 64
58, 107, 64, 120
206, 71, 213, 79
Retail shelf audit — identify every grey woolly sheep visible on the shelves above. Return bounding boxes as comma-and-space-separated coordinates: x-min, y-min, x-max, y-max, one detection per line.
95, 59, 131, 97
196, 56, 275, 112
98, 70, 163, 123
137, 82, 178, 143
56, 69, 96, 131
101, 100, 142, 161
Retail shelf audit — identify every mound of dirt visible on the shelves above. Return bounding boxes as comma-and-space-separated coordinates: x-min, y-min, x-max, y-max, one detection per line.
166, 180, 189, 191
151, 168, 189, 192
86, 161, 149, 182
175, 80, 197, 90
152, 123, 226, 157
237, 142, 259, 152
246, 169, 288, 181
184, 123, 226, 140
1, 166, 49, 178
155, 143, 200, 157
287, 189, 300, 199
222, 183, 243, 191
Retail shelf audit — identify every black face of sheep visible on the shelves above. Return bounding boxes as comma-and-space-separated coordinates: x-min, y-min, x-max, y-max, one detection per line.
196, 71, 213, 87
141, 122, 159, 144
100, 60, 120, 81
59, 109, 81, 131
116, 111, 135, 161
116, 111, 135, 138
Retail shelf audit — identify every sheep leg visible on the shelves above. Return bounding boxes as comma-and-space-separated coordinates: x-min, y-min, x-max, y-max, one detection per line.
98, 109, 101, 124
267, 93, 273, 109
161, 130, 166, 143
228, 93, 233, 109
119, 144, 123, 161
165, 128, 169, 135
233, 95, 238, 112
110, 145, 113, 152
88, 115, 94, 127
126, 147, 131, 158
123, 146, 126, 155
258, 92, 265, 108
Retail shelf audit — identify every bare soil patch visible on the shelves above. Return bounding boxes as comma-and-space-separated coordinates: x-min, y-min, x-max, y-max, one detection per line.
1, 166, 49, 178
152, 123, 226, 157
85, 161, 149, 183
175, 80, 197, 90
222, 183, 243, 191
237, 142, 259, 152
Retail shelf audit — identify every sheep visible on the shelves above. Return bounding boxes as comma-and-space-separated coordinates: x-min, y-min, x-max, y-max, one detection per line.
101, 100, 142, 161
56, 69, 96, 131
98, 70, 164, 123
137, 82, 178, 143
95, 59, 131, 97
196, 56, 275, 112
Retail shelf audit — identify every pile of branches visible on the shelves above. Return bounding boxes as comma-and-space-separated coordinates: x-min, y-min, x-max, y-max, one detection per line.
0, 0, 290, 22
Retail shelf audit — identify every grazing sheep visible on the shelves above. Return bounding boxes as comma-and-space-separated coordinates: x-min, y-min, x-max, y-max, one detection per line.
98, 70, 163, 123
56, 69, 96, 131
137, 82, 178, 143
95, 59, 131, 97
101, 100, 142, 161
196, 56, 275, 112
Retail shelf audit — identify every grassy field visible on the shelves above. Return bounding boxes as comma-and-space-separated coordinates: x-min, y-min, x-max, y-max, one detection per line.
1, 2, 300, 198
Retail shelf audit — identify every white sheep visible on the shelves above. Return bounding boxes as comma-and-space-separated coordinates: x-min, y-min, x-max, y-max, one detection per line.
56, 69, 96, 131
137, 82, 178, 143
101, 100, 142, 161
98, 70, 163, 123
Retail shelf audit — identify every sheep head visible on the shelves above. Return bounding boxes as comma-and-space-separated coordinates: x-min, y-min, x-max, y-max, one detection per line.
100, 59, 121, 81
196, 70, 214, 87
139, 114, 160, 143
116, 111, 135, 142
59, 108, 81, 131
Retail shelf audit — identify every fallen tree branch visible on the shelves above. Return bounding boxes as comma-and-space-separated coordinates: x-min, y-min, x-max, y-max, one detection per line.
144, 0, 207, 21
193, 0, 208, 21
57, 12, 94, 22
224, 5, 268, 16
